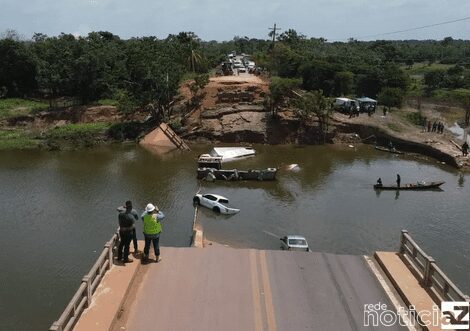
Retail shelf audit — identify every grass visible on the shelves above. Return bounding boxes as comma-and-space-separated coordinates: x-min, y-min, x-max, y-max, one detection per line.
0, 129, 38, 150
405, 112, 426, 126
403, 62, 453, 77
386, 122, 403, 132
0, 98, 49, 120
45, 122, 111, 140
180, 72, 199, 82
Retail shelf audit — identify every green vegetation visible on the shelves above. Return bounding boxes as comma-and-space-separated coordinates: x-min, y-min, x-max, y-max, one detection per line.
0, 129, 38, 149
266, 77, 301, 116
107, 122, 143, 140
97, 99, 119, 106
378, 88, 405, 111
3, 29, 470, 149
44, 122, 111, 139
294, 90, 332, 142
0, 98, 48, 119
386, 123, 403, 133
405, 112, 427, 126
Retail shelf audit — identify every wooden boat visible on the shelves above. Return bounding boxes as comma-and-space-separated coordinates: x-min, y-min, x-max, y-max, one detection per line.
375, 146, 404, 155
373, 181, 445, 190
197, 167, 277, 181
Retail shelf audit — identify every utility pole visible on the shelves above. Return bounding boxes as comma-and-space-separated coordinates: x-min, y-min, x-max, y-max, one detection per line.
269, 23, 280, 43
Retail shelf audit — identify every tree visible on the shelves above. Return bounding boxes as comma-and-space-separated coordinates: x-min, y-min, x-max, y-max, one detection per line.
124, 37, 184, 121
266, 77, 301, 117
278, 29, 306, 46
0, 38, 37, 97
424, 70, 446, 93
299, 60, 338, 96
451, 91, 470, 127
378, 87, 404, 112
294, 90, 332, 142
189, 73, 209, 106
334, 71, 353, 96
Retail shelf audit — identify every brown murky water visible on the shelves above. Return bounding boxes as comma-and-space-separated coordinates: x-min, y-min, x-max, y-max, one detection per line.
0, 144, 468, 330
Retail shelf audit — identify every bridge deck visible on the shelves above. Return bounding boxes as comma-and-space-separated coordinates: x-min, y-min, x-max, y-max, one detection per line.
111, 247, 406, 331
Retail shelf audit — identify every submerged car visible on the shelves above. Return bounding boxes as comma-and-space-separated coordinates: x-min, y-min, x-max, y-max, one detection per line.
193, 193, 240, 214
280, 235, 309, 251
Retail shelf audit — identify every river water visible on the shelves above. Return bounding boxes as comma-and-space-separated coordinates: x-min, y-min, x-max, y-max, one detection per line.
0, 144, 468, 330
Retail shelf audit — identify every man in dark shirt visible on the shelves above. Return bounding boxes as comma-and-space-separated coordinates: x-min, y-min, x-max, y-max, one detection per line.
396, 174, 401, 188
117, 200, 136, 263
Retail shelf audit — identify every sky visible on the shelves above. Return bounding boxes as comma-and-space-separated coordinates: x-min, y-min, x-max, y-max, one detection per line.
1, 0, 470, 41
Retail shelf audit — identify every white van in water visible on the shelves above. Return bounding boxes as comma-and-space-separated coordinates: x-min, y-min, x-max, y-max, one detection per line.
280, 235, 309, 252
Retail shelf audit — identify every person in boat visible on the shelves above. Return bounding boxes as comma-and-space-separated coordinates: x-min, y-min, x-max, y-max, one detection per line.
462, 141, 469, 156
141, 203, 165, 263
388, 140, 395, 151
396, 174, 401, 188
117, 201, 137, 263
376, 178, 383, 187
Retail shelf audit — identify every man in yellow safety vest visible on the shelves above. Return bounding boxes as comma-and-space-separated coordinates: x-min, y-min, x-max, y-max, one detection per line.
141, 203, 165, 263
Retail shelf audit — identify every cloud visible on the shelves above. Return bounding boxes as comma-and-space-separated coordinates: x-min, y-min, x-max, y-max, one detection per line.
0, 0, 469, 40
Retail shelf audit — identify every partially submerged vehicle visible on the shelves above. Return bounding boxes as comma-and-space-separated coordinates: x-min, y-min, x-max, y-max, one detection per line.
193, 193, 240, 214
280, 235, 309, 252
197, 154, 222, 170
209, 147, 256, 161
197, 167, 277, 181
373, 181, 445, 190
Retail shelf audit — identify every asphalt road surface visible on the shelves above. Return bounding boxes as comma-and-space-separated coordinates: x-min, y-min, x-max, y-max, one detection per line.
120, 247, 406, 331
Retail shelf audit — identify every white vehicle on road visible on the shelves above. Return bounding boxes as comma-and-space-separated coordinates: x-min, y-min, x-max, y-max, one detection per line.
280, 235, 309, 251
193, 193, 240, 214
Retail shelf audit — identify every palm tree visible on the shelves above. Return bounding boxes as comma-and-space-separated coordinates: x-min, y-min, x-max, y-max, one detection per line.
188, 49, 203, 72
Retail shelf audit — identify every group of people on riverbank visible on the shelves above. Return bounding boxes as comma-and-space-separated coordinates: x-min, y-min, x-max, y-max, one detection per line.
425, 120, 445, 134
117, 200, 165, 264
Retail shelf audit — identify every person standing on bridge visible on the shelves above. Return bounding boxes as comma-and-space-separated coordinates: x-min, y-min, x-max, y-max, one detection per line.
117, 202, 139, 253
117, 200, 137, 263
141, 203, 165, 263
396, 174, 401, 188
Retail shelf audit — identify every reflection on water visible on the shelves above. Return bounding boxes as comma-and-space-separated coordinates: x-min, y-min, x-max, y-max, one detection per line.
0, 144, 469, 330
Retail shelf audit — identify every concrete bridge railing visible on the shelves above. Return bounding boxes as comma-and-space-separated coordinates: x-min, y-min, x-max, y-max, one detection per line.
399, 230, 469, 304
49, 232, 119, 331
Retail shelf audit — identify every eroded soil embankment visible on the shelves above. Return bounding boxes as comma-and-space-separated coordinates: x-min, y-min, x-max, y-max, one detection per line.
332, 119, 467, 169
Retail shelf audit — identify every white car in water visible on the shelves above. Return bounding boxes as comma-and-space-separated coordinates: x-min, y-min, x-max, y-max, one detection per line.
280, 235, 310, 251
193, 193, 240, 214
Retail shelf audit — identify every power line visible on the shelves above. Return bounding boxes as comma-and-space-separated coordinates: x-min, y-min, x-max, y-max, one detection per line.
332, 15, 470, 42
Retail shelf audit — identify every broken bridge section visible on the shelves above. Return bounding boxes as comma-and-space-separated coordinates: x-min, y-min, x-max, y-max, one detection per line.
140, 122, 190, 151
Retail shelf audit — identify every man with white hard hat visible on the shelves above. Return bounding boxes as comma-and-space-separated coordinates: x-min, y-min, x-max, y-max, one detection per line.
141, 203, 165, 263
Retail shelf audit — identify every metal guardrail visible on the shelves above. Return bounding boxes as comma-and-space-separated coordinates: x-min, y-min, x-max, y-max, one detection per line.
49, 232, 119, 331
399, 230, 470, 304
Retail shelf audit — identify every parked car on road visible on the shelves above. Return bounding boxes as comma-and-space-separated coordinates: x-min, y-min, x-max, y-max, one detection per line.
280, 235, 309, 251
193, 193, 240, 214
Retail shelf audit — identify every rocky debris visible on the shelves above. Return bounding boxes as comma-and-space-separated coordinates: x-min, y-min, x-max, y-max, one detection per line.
217, 90, 255, 103
201, 105, 265, 119
332, 133, 362, 144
